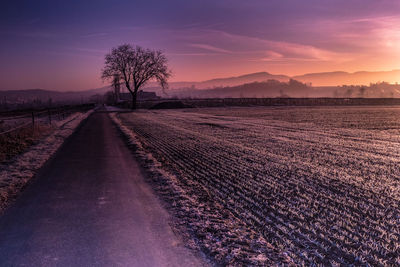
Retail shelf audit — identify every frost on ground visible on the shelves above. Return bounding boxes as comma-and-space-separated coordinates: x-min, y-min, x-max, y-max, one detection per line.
113, 106, 400, 266
110, 112, 292, 266
0, 110, 93, 211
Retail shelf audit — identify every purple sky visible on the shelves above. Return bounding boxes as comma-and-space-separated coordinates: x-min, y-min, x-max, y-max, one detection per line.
1, 0, 400, 91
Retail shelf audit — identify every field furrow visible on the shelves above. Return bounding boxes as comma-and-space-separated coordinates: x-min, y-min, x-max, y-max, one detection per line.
118, 106, 400, 265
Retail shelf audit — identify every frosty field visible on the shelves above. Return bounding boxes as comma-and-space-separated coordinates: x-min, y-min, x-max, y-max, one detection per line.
117, 106, 400, 265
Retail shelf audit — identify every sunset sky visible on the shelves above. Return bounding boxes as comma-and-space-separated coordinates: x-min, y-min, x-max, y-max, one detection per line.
1, 0, 400, 91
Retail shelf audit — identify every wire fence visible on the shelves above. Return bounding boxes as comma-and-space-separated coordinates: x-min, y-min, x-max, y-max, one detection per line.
0, 104, 94, 136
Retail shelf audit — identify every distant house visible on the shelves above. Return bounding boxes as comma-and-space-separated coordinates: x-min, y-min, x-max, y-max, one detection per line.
119, 90, 160, 101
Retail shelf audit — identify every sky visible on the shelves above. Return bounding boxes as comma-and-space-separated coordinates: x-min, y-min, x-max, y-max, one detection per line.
1, 0, 400, 91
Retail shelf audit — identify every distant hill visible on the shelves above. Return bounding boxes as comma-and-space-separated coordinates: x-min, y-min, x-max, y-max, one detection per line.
170, 79, 311, 98
167, 80, 400, 99
0, 86, 111, 104
194, 72, 291, 88
2, 69, 400, 102
147, 72, 291, 90
293, 70, 400, 86
146, 70, 400, 95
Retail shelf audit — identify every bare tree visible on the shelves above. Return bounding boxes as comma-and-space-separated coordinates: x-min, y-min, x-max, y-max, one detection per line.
102, 44, 171, 109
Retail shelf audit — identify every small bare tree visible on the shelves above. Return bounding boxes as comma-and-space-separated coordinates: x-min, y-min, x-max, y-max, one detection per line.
102, 44, 171, 109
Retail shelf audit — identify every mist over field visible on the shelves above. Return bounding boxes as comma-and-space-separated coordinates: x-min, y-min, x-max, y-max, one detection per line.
2, 70, 400, 108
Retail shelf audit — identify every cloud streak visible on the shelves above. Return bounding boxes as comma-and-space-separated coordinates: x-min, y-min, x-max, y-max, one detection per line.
180, 29, 352, 62
189, 43, 232, 54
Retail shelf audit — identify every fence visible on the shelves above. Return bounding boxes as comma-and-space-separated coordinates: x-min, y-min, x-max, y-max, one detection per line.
0, 104, 94, 136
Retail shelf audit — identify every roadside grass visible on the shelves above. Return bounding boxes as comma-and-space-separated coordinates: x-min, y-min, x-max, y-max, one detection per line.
0, 124, 54, 162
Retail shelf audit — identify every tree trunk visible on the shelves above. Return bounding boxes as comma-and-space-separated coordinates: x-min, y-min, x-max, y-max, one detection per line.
130, 89, 137, 110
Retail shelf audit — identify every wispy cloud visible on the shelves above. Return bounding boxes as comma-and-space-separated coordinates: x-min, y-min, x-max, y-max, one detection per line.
167, 52, 218, 56
258, 51, 283, 61
220, 30, 350, 61
177, 29, 352, 63
189, 43, 232, 54
309, 15, 400, 59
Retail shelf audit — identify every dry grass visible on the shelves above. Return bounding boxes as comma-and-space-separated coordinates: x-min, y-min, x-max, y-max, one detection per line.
0, 124, 54, 162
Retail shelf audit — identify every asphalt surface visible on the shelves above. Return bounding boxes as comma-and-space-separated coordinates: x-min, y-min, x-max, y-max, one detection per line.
0, 112, 205, 267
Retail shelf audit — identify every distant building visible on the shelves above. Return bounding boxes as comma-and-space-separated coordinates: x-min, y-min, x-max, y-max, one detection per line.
119, 90, 160, 101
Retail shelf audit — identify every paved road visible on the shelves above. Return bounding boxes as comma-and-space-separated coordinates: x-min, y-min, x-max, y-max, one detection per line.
0, 112, 205, 267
